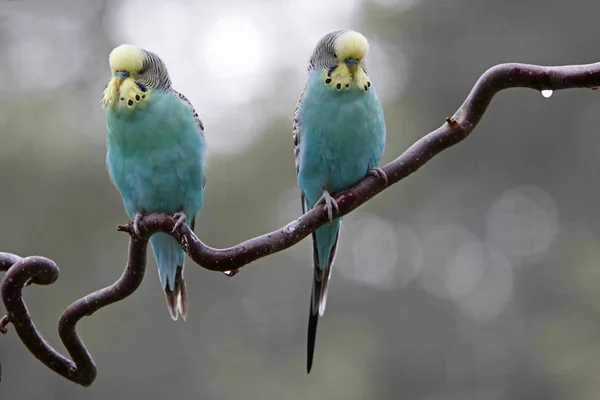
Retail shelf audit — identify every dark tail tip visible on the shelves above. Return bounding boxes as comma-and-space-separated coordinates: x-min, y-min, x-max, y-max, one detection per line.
175, 267, 188, 320
164, 266, 187, 321
165, 286, 178, 321
307, 309, 319, 374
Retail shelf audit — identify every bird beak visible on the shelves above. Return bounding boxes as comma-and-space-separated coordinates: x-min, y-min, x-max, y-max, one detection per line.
344, 58, 359, 74
115, 71, 130, 89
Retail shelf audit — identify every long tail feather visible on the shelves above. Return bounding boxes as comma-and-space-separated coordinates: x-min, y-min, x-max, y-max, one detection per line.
149, 232, 187, 320
164, 267, 187, 320
307, 220, 340, 373
164, 285, 179, 320
174, 267, 188, 320
307, 292, 319, 373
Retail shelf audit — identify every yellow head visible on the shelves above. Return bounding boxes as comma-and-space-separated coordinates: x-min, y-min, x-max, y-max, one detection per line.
109, 44, 145, 85
102, 44, 171, 110
309, 30, 372, 93
333, 30, 369, 67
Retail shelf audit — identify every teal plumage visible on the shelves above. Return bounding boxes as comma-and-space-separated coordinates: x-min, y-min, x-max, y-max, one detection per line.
103, 45, 206, 320
293, 31, 386, 372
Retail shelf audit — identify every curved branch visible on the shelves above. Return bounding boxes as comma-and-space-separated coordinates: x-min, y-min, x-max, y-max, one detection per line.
2, 61, 600, 386
122, 61, 600, 272
0, 236, 148, 386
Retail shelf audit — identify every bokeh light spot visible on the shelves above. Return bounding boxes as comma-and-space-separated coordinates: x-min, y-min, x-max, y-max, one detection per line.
485, 186, 559, 259
204, 15, 263, 80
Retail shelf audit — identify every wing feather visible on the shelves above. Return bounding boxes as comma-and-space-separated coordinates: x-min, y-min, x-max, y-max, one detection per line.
174, 89, 206, 189
293, 87, 306, 176
174, 90, 205, 132
293, 87, 307, 213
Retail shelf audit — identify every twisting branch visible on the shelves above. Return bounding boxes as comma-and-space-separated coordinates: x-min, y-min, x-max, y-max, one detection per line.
0, 237, 148, 386
2, 61, 600, 386
121, 61, 600, 271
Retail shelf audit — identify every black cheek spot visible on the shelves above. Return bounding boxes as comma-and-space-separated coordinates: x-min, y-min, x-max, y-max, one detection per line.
363, 85, 368, 91
367, 81, 371, 87
142, 95, 146, 99
135, 95, 140, 101
345, 84, 350, 88
325, 78, 332, 84
120, 97, 125, 101
128, 99, 134, 106
336, 83, 341, 90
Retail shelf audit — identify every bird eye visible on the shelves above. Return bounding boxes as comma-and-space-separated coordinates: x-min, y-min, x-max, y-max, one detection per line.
333, 52, 337, 58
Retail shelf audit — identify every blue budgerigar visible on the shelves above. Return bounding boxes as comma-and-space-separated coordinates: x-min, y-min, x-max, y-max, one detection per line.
293, 30, 387, 372
102, 45, 206, 320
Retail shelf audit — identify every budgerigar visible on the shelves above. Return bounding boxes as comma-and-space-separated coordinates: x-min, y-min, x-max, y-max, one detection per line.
293, 30, 387, 373
102, 45, 206, 320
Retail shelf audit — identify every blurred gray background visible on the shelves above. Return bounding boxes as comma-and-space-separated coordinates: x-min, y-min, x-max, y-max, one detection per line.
2, 0, 600, 399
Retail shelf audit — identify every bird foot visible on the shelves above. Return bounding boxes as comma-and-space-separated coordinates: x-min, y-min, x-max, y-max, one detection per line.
368, 167, 388, 186
133, 213, 144, 237
172, 212, 187, 233
316, 190, 339, 223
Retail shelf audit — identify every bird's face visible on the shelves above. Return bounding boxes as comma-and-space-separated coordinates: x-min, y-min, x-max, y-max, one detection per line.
333, 30, 369, 75
109, 44, 145, 90
102, 44, 167, 110
310, 30, 372, 93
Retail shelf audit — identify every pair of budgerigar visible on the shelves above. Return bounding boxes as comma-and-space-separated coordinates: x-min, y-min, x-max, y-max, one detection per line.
102, 30, 386, 373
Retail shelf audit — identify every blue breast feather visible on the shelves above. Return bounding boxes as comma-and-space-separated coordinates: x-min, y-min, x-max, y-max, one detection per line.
297, 69, 386, 209
105, 89, 206, 220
